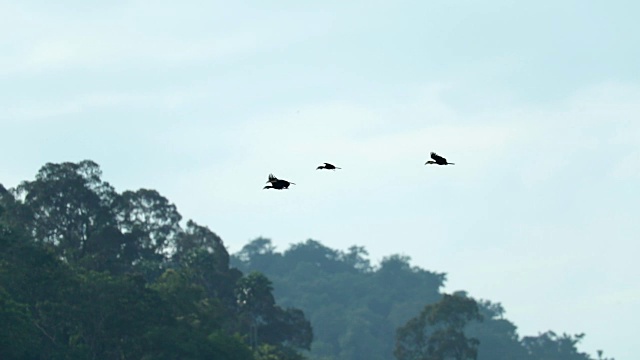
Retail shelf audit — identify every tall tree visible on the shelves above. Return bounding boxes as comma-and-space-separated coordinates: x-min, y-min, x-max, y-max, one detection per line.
174, 220, 228, 269
114, 188, 182, 259
236, 272, 313, 351
173, 220, 242, 308
14, 160, 117, 262
465, 300, 528, 360
521, 331, 592, 360
395, 293, 482, 360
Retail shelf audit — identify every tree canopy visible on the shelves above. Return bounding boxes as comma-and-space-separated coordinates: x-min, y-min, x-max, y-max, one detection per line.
0, 161, 611, 360
0, 161, 311, 360
232, 239, 610, 360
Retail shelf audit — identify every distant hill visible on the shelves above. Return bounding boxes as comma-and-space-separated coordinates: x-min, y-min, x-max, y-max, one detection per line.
232, 238, 607, 360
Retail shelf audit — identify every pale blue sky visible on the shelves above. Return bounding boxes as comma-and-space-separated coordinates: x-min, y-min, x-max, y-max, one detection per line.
1, 1, 638, 358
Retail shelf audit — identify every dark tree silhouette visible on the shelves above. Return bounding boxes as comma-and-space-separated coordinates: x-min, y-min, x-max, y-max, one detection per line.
395, 293, 481, 360
0, 161, 312, 360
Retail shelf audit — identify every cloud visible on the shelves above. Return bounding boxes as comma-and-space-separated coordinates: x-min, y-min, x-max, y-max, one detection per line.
0, 2, 337, 76
1, 92, 152, 122
0, 33, 266, 75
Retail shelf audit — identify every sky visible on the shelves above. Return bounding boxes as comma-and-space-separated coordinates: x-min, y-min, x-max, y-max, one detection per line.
1, 1, 638, 358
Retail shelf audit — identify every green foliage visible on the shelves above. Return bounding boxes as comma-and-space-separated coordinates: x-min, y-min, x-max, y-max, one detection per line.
233, 238, 610, 360
464, 300, 529, 360
14, 160, 118, 262
232, 238, 446, 360
0, 160, 311, 360
236, 272, 313, 351
521, 331, 592, 360
395, 293, 482, 360
0, 287, 37, 359
114, 188, 182, 259
255, 343, 309, 360
236, 272, 277, 315
208, 332, 255, 360
0, 160, 610, 360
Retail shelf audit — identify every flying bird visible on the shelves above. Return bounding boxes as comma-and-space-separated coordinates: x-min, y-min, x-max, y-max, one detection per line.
425, 152, 455, 165
266, 173, 279, 184
316, 163, 341, 170
264, 173, 296, 190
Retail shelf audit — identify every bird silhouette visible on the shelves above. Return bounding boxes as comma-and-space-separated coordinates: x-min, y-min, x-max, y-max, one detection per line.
425, 152, 455, 165
264, 173, 296, 190
316, 162, 341, 170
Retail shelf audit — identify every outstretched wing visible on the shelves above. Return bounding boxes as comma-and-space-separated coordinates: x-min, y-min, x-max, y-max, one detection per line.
267, 173, 279, 183
324, 162, 341, 169
430, 152, 446, 163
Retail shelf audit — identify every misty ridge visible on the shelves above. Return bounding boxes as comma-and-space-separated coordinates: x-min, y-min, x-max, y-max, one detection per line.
0, 160, 614, 360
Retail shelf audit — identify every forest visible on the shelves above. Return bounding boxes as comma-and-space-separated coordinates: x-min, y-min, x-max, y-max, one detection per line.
0, 160, 612, 360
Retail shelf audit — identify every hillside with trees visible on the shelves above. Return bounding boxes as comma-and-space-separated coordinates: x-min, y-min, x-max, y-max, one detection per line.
231, 238, 613, 360
1, 160, 612, 360
0, 161, 310, 359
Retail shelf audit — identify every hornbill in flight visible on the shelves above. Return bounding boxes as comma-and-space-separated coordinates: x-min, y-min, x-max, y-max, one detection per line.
316, 162, 341, 170
264, 173, 296, 190
425, 152, 455, 165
